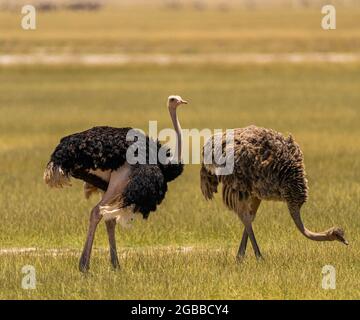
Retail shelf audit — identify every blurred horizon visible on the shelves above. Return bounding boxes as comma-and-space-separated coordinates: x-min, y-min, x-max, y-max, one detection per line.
1, 0, 360, 10
1, 0, 360, 57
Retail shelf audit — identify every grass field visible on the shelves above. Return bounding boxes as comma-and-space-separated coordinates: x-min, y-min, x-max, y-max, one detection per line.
0, 63, 359, 299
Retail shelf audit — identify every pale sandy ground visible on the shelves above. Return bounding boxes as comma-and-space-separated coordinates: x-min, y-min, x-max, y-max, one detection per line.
1, 53, 360, 65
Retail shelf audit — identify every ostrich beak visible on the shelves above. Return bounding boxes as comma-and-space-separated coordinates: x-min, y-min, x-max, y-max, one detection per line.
337, 233, 349, 245
180, 99, 188, 104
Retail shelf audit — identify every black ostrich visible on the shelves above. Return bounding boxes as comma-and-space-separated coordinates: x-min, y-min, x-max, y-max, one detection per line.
44, 95, 187, 272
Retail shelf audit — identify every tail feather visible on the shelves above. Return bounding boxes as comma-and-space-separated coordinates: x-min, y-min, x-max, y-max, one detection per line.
43, 162, 71, 188
99, 192, 125, 220
99, 196, 136, 229
83, 182, 99, 199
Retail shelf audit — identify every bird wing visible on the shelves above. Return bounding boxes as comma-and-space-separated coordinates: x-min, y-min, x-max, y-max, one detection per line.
122, 164, 168, 219
200, 165, 219, 200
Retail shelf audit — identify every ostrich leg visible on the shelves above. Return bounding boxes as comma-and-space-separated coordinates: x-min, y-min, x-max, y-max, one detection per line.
79, 163, 131, 273
79, 204, 102, 272
237, 229, 248, 259
244, 223, 262, 259
237, 197, 261, 260
105, 219, 120, 269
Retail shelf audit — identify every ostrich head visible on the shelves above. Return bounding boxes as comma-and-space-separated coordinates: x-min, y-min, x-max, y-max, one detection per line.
167, 95, 188, 110
326, 227, 349, 245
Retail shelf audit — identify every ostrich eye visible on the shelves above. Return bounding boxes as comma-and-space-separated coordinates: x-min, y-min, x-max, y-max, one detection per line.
170, 98, 175, 102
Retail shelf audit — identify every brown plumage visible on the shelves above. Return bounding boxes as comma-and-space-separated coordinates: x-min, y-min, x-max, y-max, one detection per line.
201, 125, 348, 259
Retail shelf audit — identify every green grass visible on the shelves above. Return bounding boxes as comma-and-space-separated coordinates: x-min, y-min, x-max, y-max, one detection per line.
1, 247, 359, 299
0, 63, 359, 299
1, 7, 360, 54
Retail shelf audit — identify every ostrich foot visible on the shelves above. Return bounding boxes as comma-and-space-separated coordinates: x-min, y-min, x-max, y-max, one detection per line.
110, 252, 121, 270
79, 254, 90, 273
236, 254, 246, 263
255, 254, 264, 261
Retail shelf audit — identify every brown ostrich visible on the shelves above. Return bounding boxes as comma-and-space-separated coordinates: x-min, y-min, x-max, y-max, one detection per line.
200, 125, 348, 259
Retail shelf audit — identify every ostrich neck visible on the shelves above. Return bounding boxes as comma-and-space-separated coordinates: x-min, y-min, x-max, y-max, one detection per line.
303, 229, 331, 241
289, 206, 333, 241
169, 108, 182, 163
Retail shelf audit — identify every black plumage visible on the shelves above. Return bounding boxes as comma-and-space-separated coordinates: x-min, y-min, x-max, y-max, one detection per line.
44, 95, 188, 272
47, 126, 183, 218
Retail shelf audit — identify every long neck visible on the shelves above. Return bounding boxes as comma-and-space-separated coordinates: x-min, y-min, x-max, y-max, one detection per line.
169, 107, 182, 163
301, 228, 330, 241
288, 205, 333, 241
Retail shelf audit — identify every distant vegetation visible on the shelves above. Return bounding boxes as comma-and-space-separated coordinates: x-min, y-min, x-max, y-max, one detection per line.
1, 0, 360, 12
0, 1, 104, 11
1, 5, 360, 55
